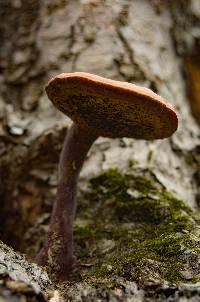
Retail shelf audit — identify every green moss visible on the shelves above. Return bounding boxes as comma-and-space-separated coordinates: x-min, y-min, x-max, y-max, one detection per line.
147, 149, 154, 162
74, 168, 200, 286
74, 225, 108, 240
128, 159, 139, 167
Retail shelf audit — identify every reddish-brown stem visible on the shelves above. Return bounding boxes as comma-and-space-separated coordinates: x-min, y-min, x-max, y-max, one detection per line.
36, 123, 97, 280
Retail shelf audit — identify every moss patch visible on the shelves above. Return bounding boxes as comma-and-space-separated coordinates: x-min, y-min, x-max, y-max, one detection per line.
74, 169, 200, 287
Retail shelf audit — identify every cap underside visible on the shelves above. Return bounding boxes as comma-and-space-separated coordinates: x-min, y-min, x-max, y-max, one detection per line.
46, 73, 178, 140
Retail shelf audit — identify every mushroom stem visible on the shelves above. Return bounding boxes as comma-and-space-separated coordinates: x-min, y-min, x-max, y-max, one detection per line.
36, 122, 97, 280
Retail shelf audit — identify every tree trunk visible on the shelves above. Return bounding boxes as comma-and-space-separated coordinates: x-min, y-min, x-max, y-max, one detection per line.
0, 0, 200, 301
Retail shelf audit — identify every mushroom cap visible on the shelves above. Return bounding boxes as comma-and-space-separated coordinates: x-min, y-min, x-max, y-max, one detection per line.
46, 72, 178, 140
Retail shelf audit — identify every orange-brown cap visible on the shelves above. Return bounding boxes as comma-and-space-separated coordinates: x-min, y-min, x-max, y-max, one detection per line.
46, 72, 178, 140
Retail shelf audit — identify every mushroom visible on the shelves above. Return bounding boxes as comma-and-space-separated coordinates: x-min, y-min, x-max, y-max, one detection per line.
36, 72, 178, 280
